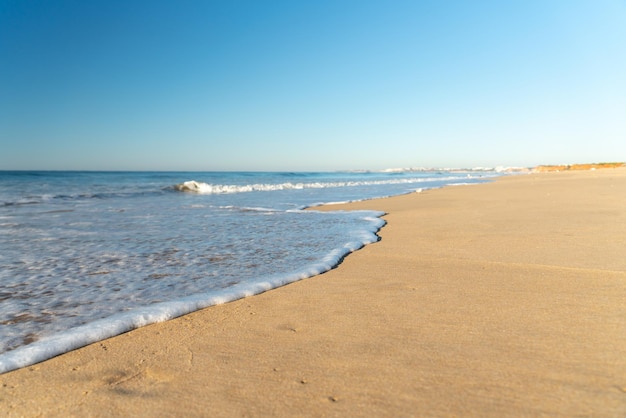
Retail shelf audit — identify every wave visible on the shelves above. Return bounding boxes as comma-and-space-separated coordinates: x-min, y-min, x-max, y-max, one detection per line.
173, 176, 472, 195
0, 190, 166, 208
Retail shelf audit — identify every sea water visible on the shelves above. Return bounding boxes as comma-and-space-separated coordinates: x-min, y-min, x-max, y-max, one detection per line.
0, 169, 499, 373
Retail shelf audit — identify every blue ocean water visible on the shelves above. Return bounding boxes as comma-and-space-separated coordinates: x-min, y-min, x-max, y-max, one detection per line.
0, 170, 498, 372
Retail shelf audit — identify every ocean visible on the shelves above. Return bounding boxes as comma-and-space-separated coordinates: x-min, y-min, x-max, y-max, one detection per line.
0, 169, 499, 373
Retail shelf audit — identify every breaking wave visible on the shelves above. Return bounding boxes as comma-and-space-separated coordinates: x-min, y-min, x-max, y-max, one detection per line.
173, 176, 470, 194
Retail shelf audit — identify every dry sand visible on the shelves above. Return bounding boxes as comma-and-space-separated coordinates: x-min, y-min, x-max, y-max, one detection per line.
1, 169, 625, 417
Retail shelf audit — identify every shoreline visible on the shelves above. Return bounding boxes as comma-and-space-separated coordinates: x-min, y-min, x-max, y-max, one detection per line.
1, 168, 625, 416
0, 170, 484, 374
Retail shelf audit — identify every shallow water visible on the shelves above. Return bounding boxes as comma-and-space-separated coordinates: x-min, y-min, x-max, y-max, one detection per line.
0, 170, 498, 372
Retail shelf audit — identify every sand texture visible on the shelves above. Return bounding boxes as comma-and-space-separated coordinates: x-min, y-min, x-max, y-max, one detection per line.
1, 169, 625, 417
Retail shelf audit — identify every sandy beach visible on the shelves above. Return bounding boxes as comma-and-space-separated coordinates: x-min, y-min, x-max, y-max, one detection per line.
1, 168, 625, 417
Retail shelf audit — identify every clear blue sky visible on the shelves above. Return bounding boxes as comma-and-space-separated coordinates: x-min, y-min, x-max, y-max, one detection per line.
1, 0, 625, 171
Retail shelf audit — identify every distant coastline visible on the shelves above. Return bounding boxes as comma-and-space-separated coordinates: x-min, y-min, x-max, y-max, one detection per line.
532, 162, 625, 172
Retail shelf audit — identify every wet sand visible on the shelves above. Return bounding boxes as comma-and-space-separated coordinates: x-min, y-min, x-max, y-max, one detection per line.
1, 168, 625, 416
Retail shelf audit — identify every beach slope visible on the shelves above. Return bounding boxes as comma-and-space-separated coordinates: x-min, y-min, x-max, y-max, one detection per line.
1, 169, 625, 416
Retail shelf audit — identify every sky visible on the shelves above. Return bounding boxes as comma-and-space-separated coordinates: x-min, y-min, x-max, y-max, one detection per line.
1, 0, 625, 171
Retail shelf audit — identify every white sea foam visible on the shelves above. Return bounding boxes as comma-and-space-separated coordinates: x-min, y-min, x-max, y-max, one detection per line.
173, 176, 467, 195
0, 212, 384, 374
